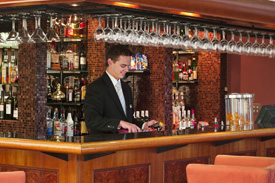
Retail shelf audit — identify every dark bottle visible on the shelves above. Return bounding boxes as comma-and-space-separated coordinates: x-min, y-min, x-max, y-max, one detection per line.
0, 90, 5, 119
74, 86, 81, 103
5, 86, 14, 120
80, 48, 86, 71
73, 113, 81, 136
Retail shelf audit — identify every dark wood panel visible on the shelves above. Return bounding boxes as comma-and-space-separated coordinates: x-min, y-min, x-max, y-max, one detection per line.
266, 147, 275, 157
164, 156, 210, 183
93, 163, 150, 183
0, 164, 58, 183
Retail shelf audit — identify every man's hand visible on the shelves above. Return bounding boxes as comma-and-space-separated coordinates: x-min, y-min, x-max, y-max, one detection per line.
119, 120, 141, 133
143, 120, 158, 131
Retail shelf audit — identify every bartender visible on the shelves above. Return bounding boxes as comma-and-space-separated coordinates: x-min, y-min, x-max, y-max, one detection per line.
84, 45, 157, 134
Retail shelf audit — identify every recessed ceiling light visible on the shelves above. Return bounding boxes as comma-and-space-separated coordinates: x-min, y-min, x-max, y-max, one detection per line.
71, 4, 79, 7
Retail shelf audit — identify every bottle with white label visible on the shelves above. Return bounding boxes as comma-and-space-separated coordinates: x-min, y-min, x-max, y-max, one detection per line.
0, 90, 5, 119
53, 108, 62, 136
46, 108, 53, 136
66, 111, 74, 136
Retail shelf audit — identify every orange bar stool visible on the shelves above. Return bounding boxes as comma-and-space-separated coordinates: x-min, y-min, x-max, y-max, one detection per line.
0, 171, 26, 183
186, 155, 275, 183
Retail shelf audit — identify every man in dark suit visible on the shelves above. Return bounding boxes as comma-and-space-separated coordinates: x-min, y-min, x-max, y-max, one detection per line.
84, 45, 156, 134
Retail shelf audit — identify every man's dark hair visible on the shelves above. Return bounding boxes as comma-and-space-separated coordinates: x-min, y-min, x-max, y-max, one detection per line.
105, 45, 133, 67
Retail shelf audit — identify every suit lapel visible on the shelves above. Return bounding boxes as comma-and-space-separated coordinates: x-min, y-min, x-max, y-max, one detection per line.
102, 72, 126, 118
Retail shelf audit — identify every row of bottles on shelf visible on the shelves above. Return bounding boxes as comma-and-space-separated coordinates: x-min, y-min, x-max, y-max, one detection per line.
53, 14, 87, 39
47, 75, 86, 103
134, 110, 149, 122
1, 48, 19, 84
0, 85, 18, 120
47, 42, 87, 71
46, 107, 88, 138
172, 89, 197, 130
173, 57, 197, 81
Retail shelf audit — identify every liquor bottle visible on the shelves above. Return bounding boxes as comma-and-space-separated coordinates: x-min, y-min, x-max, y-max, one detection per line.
2, 48, 8, 84
80, 111, 88, 135
9, 49, 15, 84
60, 109, 66, 136
187, 59, 193, 81
174, 63, 179, 81
0, 90, 5, 119
79, 47, 86, 71
53, 17, 60, 37
46, 108, 53, 136
191, 110, 196, 128
50, 43, 61, 70
47, 76, 52, 102
135, 111, 141, 122
71, 14, 80, 38
144, 110, 149, 122
192, 57, 197, 80
67, 85, 74, 103
79, 15, 87, 38
47, 44, 52, 70
12, 87, 18, 120
182, 62, 188, 81
73, 112, 81, 136
186, 110, 191, 128
5, 86, 14, 120
140, 110, 145, 122
73, 85, 81, 103
73, 44, 79, 70
66, 110, 74, 136
59, 17, 66, 38
53, 108, 62, 136
80, 77, 86, 103
65, 15, 74, 38
66, 44, 74, 70
59, 48, 68, 70
51, 83, 65, 102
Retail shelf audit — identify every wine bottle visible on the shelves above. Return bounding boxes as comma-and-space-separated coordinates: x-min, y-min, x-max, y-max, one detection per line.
0, 90, 5, 119
5, 86, 14, 120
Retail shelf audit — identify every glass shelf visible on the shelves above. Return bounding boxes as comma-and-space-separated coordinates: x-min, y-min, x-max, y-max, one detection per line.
47, 102, 84, 106
173, 80, 199, 84
47, 38, 90, 43
47, 69, 90, 74
127, 70, 149, 74
173, 50, 195, 54
0, 83, 18, 86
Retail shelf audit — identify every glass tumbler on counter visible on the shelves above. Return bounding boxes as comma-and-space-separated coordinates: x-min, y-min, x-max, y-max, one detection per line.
225, 93, 254, 130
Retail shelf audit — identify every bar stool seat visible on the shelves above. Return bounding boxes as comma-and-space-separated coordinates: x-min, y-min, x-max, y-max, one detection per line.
186, 155, 275, 183
0, 171, 26, 183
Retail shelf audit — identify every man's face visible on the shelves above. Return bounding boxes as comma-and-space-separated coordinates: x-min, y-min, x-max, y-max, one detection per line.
107, 55, 130, 80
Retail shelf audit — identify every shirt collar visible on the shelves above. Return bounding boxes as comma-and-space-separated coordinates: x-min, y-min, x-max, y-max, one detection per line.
106, 71, 121, 88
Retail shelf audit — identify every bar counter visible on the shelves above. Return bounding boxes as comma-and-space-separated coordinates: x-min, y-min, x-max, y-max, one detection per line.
0, 127, 275, 183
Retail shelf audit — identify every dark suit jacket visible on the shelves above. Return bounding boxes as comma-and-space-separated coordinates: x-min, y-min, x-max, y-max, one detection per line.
84, 72, 143, 134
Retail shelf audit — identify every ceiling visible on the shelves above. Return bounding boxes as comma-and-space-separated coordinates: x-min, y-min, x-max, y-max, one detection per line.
0, 0, 274, 32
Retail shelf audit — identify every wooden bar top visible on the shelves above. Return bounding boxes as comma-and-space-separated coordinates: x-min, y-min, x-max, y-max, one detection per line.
0, 128, 275, 155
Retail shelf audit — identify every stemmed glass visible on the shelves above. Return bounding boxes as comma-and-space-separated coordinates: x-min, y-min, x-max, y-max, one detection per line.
149, 19, 159, 47
181, 23, 191, 50
227, 29, 237, 54
200, 26, 212, 51
18, 13, 34, 43
219, 28, 228, 52
251, 32, 260, 56
103, 14, 114, 43
111, 14, 122, 43
171, 22, 181, 49
143, 19, 151, 46
259, 33, 267, 57
211, 27, 220, 52
265, 34, 274, 58
46, 13, 60, 41
160, 21, 171, 48
136, 17, 146, 45
236, 30, 244, 54
94, 15, 104, 42
119, 16, 127, 44
190, 25, 201, 51
31, 12, 48, 43
6, 15, 19, 41
244, 31, 252, 55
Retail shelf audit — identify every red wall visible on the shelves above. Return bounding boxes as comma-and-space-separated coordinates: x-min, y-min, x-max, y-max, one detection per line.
227, 54, 275, 105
